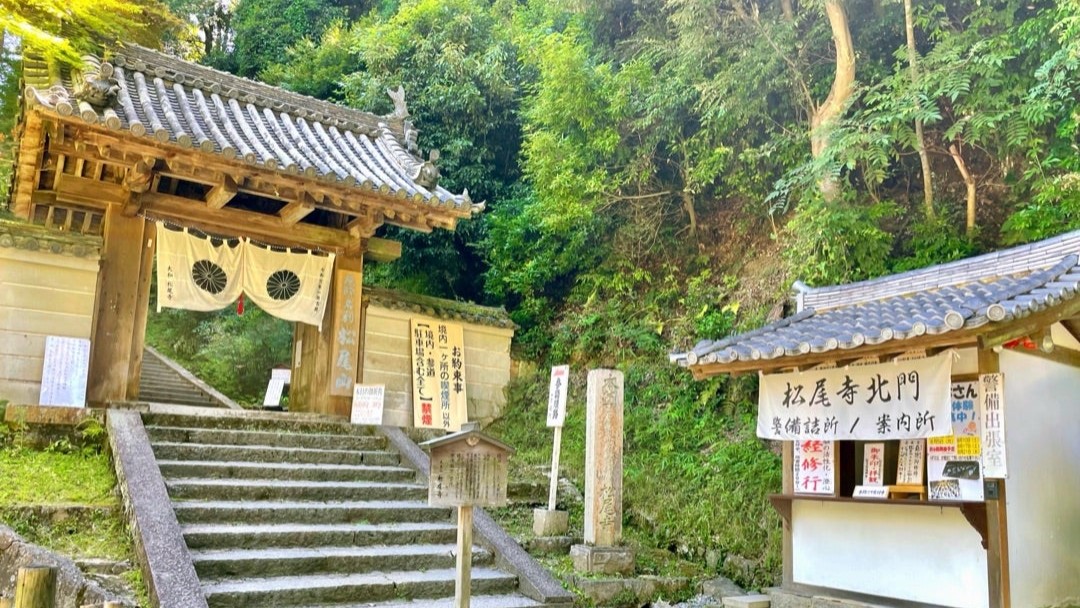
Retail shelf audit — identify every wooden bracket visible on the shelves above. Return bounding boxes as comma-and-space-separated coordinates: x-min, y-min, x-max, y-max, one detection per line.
206, 174, 238, 209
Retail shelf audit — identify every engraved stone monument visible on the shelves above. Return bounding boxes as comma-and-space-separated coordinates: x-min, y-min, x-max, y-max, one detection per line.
571, 369, 634, 575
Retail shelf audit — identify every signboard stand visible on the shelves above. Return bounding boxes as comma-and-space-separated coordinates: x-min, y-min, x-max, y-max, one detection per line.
535, 365, 570, 537
421, 425, 514, 608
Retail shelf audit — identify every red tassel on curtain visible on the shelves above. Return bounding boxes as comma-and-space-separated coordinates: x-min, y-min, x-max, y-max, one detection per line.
237, 293, 245, 315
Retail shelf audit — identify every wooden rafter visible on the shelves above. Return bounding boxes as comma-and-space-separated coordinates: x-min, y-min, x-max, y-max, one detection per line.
205, 174, 238, 209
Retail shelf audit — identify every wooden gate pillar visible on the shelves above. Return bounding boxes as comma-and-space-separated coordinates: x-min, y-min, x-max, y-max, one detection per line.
291, 254, 364, 417
86, 208, 152, 406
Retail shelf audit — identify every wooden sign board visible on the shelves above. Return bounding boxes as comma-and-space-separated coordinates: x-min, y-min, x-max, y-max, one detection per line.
39, 336, 91, 407
351, 384, 385, 426
411, 319, 468, 431
329, 269, 362, 397
426, 432, 513, 508
546, 365, 570, 427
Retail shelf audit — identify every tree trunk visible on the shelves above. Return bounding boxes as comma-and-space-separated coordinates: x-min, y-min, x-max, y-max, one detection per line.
948, 142, 977, 236
681, 190, 698, 240
904, 0, 934, 218
781, 0, 795, 21
810, 0, 856, 201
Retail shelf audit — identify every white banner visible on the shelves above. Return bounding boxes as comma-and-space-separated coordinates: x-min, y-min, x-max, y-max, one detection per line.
242, 242, 334, 327
157, 225, 243, 312
758, 351, 954, 440
156, 223, 334, 326
547, 365, 570, 427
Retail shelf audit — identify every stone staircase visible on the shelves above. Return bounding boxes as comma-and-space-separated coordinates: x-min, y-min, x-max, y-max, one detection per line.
138, 348, 236, 408
142, 410, 545, 608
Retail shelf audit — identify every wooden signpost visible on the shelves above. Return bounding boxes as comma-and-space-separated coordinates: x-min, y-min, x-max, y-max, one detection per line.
422, 425, 514, 608
535, 365, 570, 536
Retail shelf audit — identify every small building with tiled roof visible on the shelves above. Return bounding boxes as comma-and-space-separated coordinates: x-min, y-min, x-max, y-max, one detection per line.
671, 231, 1080, 608
8, 43, 488, 417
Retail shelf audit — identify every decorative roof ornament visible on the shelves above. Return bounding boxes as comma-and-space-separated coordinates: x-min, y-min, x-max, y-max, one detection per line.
72, 55, 119, 109
387, 86, 410, 120
413, 149, 441, 189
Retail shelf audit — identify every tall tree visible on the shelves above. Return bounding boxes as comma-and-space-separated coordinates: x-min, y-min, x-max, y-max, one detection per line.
903, 0, 933, 217
809, 0, 855, 201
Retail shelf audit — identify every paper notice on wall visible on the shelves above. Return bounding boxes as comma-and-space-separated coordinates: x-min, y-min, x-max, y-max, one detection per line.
38, 336, 91, 407
262, 378, 285, 406
411, 319, 467, 431
863, 442, 885, 486
896, 439, 925, 486
980, 373, 1007, 478
928, 381, 983, 501
794, 439, 835, 495
351, 384, 385, 426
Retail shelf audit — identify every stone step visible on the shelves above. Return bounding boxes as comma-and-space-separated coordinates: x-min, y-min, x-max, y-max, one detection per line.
173, 500, 451, 525
158, 460, 416, 483
182, 522, 459, 550
201, 567, 519, 608
140, 396, 217, 406
165, 478, 428, 502
150, 442, 399, 466
190, 543, 493, 579
146, 426, 386, 450
143, 412, 371, 435
295, 594, 544, 608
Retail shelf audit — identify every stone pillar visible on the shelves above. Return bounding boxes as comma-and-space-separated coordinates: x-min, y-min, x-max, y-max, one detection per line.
572, 369, 633, 574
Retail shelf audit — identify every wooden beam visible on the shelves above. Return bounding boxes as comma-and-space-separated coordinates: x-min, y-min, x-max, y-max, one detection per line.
978, 349, 1010, 608
54, 174, 126, 208
365, 237, 402, 263
11, 111, 45, 218
1003, 343, 1080, 369
126, 222, 156, 399
1060, 318, 1080, 345
279, 197, 316, 226
206, 174, 238, 209
143, 191, 351, 252
979, 297, 1080, 350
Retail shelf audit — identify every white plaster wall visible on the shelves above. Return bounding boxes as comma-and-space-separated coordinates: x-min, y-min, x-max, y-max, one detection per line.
1000, 350, 1080, 607
792, 499, 988, 607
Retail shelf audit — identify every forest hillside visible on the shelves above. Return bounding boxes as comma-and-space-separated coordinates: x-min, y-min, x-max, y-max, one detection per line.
3, 0, 1080, 589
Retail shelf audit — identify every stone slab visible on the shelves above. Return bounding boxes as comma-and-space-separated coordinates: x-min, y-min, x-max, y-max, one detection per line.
523, 535, 576, 556
584, 369, 624, 546
723, 595, 771, 608
570, 543, 634, 576
532, 508, 569, 536
701, 576, 745, 599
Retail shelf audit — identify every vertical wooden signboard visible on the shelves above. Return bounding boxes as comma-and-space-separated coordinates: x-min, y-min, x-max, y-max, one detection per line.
329, 270, 362, 397
546, 365, 569, 510
411, 319, 467, 431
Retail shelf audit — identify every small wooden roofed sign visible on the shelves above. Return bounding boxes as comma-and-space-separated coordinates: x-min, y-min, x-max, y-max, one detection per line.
422, 423, 515, 508
669, 230, 1080, 608
10, 44, 483, 411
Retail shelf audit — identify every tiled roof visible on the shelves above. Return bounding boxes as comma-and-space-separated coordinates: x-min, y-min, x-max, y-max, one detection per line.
671, 231, 1080, 368
365, 286, 516, 330
22, 46, 480, 214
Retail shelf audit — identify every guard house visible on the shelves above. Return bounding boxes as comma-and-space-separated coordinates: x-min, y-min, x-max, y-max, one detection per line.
9, 45, 482, 416
671, 232, 1080, 608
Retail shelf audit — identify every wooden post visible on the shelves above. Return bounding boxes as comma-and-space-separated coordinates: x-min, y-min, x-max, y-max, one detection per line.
547, 426, 562, 510
126, 221, 156, 399
455, 505, 473, 608
0, 597, 12, 608
979, 348, 1010, 608
86, 207, 148, 406
14, 566, 56, 608
781, 440, 794, 586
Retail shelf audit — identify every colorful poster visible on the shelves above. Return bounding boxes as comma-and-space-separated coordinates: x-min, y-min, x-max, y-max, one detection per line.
980, 373, 1008, 478
351, 384, 385, 426
758, 352, 953, 440
411, 319, 467, 431
547, 365, 570, 427
794, 439, 835, 495
928, 381, 983, 501
863, 442, 885, 486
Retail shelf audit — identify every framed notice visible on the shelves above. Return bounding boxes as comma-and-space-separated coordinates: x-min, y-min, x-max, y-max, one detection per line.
351, 384, 385, 426
547, 365, 570, 427
411, 319, 467, 432
794, 439, 835, 495
928, 381, 984, 501
38, 336, 91, 407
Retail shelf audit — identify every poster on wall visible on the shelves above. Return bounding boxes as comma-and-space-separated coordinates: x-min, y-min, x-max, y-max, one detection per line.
863, 442, 885, 486
896, 439, 925, 486
38, 336, 91, 407
980, 373, 1008, 478
794, 439, 835, 495
411, 319, 468, 432
927, 381, 984, 501
351, 384, 385, 426
758, 352, 953, 440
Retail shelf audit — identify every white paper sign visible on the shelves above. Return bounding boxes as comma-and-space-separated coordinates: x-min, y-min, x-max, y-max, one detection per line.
980, 373, 1007, 478
854, 485, 890, 499
794, 439, 835, 495
262, 378, 285, 406
351, 384, 385, 426
896, 439, 925, 485
863, 442, 885, 486
39, 336, 91, 407
271, 368, 292, 382
547, 365, 570, 427
758, 351, 953, 440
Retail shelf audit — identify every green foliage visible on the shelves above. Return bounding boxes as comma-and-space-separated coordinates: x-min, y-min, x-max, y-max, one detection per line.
892, 214, 976, 272
146, 305, 292, 403
0, 446, 117, 505
232, 0, 342, 78
782, 196, 897, 286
